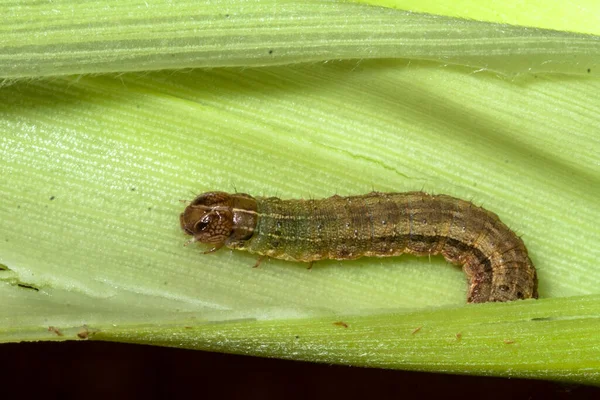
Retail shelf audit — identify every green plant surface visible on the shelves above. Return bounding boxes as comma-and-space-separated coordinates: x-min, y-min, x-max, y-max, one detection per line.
357, 0, 600, 35
1, 0, 600, 386
1, 0, 599, 78
96, 294, 600, 385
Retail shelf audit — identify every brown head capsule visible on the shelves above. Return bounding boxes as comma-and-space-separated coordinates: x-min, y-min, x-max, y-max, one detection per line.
181, 191, 538, 303
180, 191, 258, 253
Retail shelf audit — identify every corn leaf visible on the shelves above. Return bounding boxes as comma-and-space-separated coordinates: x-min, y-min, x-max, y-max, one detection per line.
1, 0, 599, 386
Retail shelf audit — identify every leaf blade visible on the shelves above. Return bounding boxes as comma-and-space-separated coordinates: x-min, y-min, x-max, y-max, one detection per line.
1, 0, 599, 78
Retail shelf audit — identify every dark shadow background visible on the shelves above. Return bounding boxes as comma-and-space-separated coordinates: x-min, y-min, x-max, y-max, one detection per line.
2, 341, 599, 399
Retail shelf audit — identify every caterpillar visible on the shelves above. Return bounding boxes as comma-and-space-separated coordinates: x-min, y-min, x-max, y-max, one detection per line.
180, 191, 538, 303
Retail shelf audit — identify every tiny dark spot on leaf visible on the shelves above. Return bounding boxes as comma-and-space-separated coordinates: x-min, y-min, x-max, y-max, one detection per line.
130, 187, 136, 191
268, 50, 273, 54
587, 68, 591, 73
49, 196, 55, 201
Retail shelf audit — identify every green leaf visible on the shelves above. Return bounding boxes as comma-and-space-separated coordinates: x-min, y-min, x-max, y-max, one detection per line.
1, 0, 600, 386
1, 0, 599, 78
357, 0, 600, 35
98, 294, 600, 385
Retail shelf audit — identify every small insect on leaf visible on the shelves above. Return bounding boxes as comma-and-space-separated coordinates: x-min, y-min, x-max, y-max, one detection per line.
180, 191, 538, 303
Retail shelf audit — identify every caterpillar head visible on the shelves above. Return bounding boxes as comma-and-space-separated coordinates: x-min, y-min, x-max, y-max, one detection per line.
180, 191, 257, 250
180, 192, 235, 246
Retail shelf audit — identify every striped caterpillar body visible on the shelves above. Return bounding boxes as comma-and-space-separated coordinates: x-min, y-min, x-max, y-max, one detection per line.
180, 191, 538, 303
